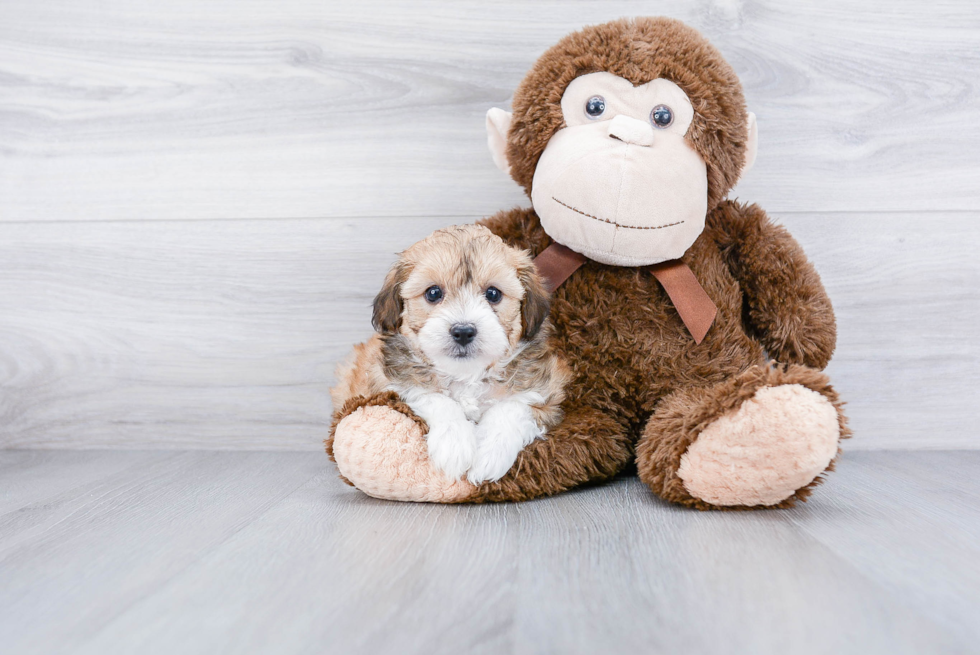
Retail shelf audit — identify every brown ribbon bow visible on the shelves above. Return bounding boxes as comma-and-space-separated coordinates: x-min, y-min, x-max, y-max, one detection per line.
532, 242, 717, 344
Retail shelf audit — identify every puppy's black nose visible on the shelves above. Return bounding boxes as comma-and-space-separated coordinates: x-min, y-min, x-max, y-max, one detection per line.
450, 324, 477, 346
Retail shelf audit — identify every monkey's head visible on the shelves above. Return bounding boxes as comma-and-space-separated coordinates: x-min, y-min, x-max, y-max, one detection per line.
487, 17, 758, 267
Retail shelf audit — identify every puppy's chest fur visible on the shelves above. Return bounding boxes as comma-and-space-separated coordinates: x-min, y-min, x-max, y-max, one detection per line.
439, 377, 504, 421
381, 334, 545, 422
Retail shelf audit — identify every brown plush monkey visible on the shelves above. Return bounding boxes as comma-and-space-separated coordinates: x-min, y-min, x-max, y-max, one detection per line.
328, 17, 849, 509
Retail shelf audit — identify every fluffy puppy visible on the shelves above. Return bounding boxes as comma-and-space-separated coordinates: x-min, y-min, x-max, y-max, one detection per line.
331, 224, 569, 484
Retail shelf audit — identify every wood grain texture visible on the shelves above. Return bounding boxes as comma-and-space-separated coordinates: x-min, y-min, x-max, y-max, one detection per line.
0, 450, 976, 654
787, 450, 980, 646
1, 212, 976, 450
0, 450, 159, 514
0, 215, 445, 449
1, 0, 978, 451
0, 450, 318, 654
792, 213, 980, 449
1, 0, 979, 221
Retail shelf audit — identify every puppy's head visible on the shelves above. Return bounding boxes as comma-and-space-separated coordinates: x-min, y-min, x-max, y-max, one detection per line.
372, 224, 550, 378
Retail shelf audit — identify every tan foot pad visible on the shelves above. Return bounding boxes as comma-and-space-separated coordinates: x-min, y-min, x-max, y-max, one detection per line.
333, 405, 475, 503
677, 384, 840, 507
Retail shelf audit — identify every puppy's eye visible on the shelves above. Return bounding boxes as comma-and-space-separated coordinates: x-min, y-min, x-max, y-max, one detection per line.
484, 287, 502, 304
424, 286, 443, 303
651, 104, 673, 128
585, 95, 605, 119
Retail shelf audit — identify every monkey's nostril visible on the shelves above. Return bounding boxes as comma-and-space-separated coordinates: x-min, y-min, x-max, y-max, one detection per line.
450, 324, 477, 346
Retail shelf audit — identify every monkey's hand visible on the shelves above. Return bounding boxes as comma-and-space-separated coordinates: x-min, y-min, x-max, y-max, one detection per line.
708, 201, 837, 369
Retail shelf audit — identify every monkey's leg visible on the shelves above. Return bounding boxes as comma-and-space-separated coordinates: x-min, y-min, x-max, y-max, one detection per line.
636, 363, 849, 509
329, 393, 633, 503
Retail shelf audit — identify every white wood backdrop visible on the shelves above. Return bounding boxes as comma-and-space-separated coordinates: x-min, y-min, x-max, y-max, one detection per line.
1, 0, 977, 449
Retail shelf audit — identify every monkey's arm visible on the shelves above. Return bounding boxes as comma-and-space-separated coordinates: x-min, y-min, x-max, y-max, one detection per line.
707, 201, 836, 369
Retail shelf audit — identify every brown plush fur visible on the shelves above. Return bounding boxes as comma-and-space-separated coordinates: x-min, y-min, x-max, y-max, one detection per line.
330, 18, 846, 508
467, 201, 844, 507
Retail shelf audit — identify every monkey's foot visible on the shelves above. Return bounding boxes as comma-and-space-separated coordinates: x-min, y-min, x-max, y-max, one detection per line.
677, 383, 840, 506
328, 393, 477, 503
638, 364, 848, 509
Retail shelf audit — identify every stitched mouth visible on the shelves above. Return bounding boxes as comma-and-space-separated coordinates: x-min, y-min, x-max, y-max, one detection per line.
552, 197, 685, 231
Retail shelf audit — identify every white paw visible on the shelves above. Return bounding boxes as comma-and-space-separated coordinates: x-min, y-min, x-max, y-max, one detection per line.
404, 392, 478, 481
425, 416, 477, 480
467, 400, 544, 485
467, 437, 522, 485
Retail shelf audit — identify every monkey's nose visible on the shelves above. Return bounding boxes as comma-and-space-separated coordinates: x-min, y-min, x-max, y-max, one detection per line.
450, 324, 477, 346
608, 115, 655, 147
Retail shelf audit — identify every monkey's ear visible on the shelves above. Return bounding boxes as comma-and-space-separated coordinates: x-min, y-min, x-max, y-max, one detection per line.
486, 108, 513, 175
371, 262, 407, 335
741, 112, 759, 179
518, 260, 551, 341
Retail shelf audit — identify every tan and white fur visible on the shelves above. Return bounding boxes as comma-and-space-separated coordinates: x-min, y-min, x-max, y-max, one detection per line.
331, 225, 569, 485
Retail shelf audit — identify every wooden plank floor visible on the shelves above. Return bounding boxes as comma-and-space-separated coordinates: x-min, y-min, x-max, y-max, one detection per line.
1, 450, 977, 654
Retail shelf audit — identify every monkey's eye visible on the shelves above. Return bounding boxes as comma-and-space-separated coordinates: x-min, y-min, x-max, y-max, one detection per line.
585, 95, 606, 119
424, 286, 443, 303
651, 104, 673, 128
485, 287, 502, 304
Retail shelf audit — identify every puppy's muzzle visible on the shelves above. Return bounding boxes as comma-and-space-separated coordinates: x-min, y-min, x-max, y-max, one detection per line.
450, 324, 477, 347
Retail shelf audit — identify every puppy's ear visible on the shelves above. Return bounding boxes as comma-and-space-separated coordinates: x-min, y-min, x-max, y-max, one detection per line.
518, 259, 551, 341
372, 261, 408, 335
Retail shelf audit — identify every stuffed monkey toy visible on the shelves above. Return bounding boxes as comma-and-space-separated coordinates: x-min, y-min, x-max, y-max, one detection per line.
327, 17, 849, 509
